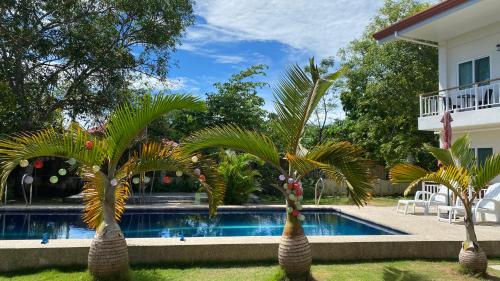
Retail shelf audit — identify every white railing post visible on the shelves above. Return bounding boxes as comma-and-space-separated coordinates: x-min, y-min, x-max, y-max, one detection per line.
475, 83, 479, 110
419, 94, 423, 117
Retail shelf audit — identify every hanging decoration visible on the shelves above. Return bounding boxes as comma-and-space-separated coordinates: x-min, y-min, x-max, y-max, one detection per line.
110, 179, 118, 187
285, 177, 305, 221
92, 165, 100, 173
144, 176, 151, 184
34, 159, 44, 169
279, 174, 286, 181
49, 176, 59, 184
162, 176, 171, 184
198, 174, 206, 182
19, 159, 29, 168
85, 140, 94, 150
191, 156, 198, 163
175, 170, 183, 177
67, 158, 77, 166
58, 168, 67, 176
132, 177, 140, 185
24, 176, 34, 184
193, 168, 201, 176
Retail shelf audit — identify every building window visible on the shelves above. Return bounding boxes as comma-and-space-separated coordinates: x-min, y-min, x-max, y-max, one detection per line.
475, 147, 493, 167
459, 57, 490, 89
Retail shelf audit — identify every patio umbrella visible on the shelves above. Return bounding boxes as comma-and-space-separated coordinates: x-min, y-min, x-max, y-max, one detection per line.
440, 111, 453, 206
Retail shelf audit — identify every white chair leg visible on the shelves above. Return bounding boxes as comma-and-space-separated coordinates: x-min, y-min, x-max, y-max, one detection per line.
413, 204, 416, 213
405, 204, 409, 215
396, 202, 400, 213
449, 210, 453, 224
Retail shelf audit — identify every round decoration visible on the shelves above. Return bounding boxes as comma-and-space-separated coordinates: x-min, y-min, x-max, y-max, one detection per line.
175, 170, 183, 177
132, 177, 140, 185
191, 156, 198, 163
144, 176, 151, 184
193, 168, 201, 176
24, 176, 34, 184
85, 140, 94, 150
198, 174, 206, 182
49, 176, 59, 184
58, 168, 67, 176
92, 165, 100, 173
67, 158, 77, 166
19, 160, 29, 168
34, 159, 44, 169
287, 178, 294, 184
278, 174, 286, 181
292, 210, 299, 217
162, 176, 171, 184
110, 179, 118, 186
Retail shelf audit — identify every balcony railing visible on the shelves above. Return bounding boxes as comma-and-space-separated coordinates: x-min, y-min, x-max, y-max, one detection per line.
420, 78, 500, 117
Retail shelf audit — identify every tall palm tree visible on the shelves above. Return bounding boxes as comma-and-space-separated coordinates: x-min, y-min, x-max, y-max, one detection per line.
183, 58, 373, 280
390, 135, 500, 274
0, 94, 225, 280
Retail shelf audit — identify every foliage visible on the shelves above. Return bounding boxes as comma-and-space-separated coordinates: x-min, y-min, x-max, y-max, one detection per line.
218, 150, 264, 205
0, 94, 225, 229
0, 0, 194, 133
390, 135, 500, 248
335, 0, 438, 169
184, 58, 373, 212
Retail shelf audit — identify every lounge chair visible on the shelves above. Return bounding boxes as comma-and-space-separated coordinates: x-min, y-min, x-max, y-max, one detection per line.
474, 183, 500, 223
396, 185, 450, 215
437, 199, 465, 223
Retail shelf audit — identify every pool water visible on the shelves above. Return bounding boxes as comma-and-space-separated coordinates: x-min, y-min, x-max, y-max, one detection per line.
0, 210, 403, 240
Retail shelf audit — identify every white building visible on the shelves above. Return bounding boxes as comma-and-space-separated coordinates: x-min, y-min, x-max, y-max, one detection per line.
374, 0, 500, 173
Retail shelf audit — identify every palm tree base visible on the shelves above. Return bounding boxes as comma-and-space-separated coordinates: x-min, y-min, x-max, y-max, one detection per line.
88, 230, 129, 280
459, 247, 488, 274
278, 234, 312, 280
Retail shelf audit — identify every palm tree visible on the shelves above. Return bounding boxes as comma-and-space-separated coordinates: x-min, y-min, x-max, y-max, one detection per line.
0, 94, 225, 280
183, 58, 373, 280
390, 135, 500, 274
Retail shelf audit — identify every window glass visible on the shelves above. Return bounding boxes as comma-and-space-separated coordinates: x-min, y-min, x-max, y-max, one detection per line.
459, 61, 473, 89
475, 57, 490, 86
477, 148, 493, 167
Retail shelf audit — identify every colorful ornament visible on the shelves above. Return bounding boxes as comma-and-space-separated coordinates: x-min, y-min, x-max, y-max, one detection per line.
92, 165, 100, 173
110, 179, 118, 186
199, 174, 206, 182
58, 168, 67, 176
295, 188, 303, 197
297, 195, 303, 201
85, 140, 94, 150
163, 176, 171, 184
292, 210, 300, 217
287, 178, 294, 184
293, 182, 299, 189
132, 177, 140, 184
278, 174, 286, 181
193, 168, 201, 176
191, 156, 198, 163
289, 194, 296, 201
19, 159, 29, 168
286, 207, 293, 213
34, 159, 44, 169
144, 176, 151, 184
24, 176, 34, 184
49, 176, 58, 184
67, 158, 77, 166
175, 170, 183, 177
296, 204, 303, 210
298, 214, 305, 221
287, 183, 294, 190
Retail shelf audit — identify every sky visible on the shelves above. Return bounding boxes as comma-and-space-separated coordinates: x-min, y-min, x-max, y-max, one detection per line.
146, 0, 436, 116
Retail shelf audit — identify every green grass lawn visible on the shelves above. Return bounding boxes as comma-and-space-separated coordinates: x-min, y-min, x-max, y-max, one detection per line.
1, 260, 499, 281
259, 195, 402, 207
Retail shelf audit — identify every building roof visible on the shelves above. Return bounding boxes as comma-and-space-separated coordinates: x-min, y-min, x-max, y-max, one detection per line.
373, 0, 468, 41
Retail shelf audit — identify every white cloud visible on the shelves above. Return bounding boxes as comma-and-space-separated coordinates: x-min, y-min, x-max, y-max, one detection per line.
191, 0, 386, 58
129, 72, 186, 91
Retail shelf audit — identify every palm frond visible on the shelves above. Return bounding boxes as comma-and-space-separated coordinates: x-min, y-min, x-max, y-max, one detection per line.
450, 135, 476, 171
425, 145, 454, 167
273, 59, 343, 154
390, 163, 430, 196
473, 153, 500, 190
297, 141, 373, 206
0, 127, 106, 201
105, 94, 204, 172
183, 125, 282, 171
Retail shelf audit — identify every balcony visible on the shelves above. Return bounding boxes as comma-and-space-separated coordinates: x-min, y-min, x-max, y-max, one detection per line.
418, 78, 500, 131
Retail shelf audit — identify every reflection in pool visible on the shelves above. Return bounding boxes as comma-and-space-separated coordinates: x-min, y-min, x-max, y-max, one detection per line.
0, 210, 403, 240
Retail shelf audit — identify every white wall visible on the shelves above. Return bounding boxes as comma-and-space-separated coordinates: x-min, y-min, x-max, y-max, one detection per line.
443, 21, 500, 88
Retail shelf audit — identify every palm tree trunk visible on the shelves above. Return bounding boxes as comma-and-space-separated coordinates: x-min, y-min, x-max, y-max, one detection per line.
278, 212, 312, 281
459, 200, 487, 274
88, 183, 129, 279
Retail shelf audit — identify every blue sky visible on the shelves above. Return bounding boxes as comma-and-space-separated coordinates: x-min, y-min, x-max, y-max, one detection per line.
137, 0, 436, 116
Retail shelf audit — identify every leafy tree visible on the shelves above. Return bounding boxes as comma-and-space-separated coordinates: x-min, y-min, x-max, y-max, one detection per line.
0, 94, 225, 280
336, 0, 438, 169
205, 64, 268, 130
391, 135, 500, 274
0, 0, 194, 132
184, 58, 372, 280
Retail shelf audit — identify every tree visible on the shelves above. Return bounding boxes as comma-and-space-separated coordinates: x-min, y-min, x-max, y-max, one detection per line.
390, 135, 500, 274
205, 64, 268, 130
0, 0, 194, 132
336, 0, 438, 169
183, 58, 372, 280
0, 94, 225, 280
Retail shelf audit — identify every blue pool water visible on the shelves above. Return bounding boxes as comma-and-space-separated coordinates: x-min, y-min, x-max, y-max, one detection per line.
0, 210, 403, 240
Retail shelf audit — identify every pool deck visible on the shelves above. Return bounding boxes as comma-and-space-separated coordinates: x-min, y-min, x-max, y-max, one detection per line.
0, 204, 499, 271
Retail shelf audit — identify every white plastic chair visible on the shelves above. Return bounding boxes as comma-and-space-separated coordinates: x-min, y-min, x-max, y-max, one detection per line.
397, 185, 449, 215
438, 199, 465, 223
474, 183, 500, 223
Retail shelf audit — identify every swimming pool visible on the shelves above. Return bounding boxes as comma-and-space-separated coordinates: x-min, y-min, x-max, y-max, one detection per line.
0, 209, 403, 240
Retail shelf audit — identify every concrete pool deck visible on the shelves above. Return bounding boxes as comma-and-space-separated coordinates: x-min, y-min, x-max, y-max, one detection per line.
0, 204, 498, 272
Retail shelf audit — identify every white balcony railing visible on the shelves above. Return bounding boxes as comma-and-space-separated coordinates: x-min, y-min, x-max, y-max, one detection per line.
420, 79, 500, 117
